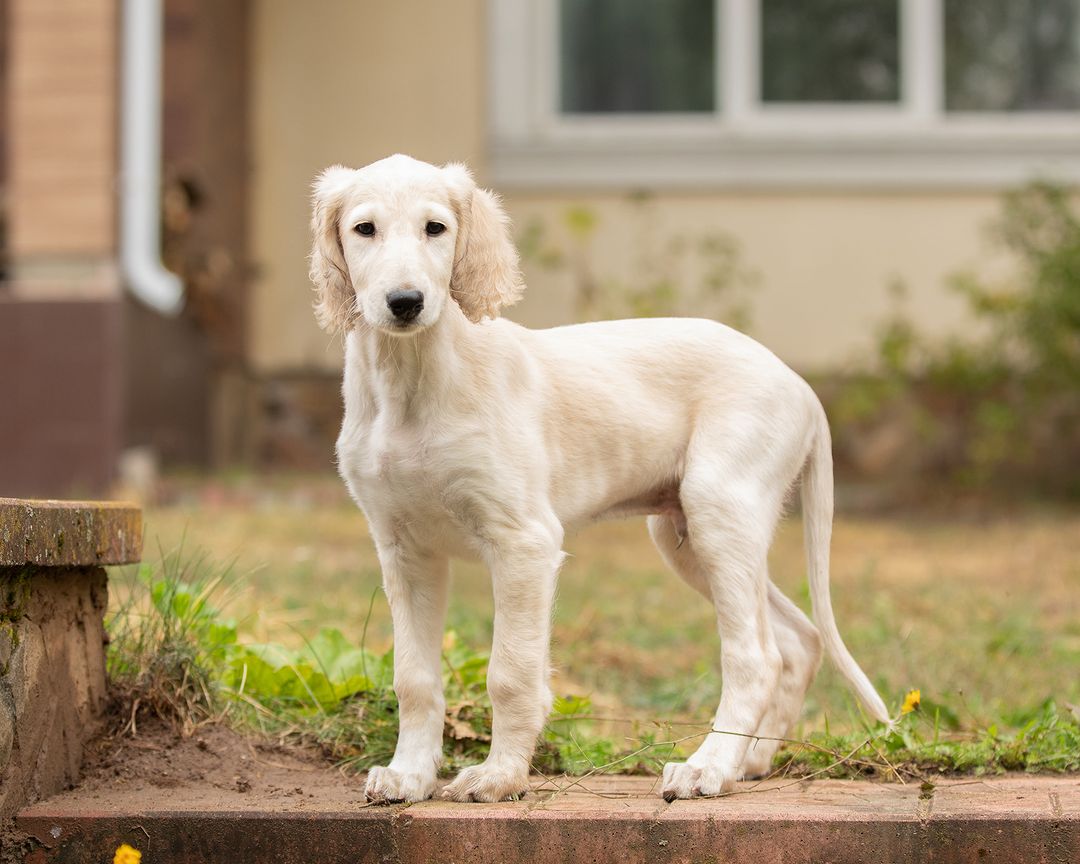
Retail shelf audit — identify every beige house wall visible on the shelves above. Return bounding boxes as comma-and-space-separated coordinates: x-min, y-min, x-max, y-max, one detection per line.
249, 0, 1004, 374
509, 192, 1001, 371
249, 0, 488, 372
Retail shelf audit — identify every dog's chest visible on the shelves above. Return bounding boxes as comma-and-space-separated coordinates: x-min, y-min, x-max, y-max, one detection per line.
338, 415, 491, 540
344, 421, 435, 498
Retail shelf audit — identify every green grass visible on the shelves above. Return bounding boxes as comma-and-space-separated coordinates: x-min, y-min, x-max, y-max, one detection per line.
105, 482, 1080, 780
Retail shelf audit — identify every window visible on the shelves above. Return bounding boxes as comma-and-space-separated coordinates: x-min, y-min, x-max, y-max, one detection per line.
944, 0, 1080, 111
760, 0, 900, 104
489, 0, 1080, 187
560, 0, 715, 113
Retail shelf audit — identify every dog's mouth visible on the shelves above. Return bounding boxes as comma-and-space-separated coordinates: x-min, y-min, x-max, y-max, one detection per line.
381, 318, 428, 336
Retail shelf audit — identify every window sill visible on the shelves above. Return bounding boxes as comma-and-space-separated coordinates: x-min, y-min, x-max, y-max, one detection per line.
489, 125, 1080, 191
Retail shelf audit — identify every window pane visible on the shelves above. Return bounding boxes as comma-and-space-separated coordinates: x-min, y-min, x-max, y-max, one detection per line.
761, 0, 900, 103
560, 0, 715, 113
945, 0, 1080, 111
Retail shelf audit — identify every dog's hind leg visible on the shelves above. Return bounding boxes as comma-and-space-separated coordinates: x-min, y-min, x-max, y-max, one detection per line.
646, 415, 810, 799
649, 515, 823, 780
740, 582, 822, 779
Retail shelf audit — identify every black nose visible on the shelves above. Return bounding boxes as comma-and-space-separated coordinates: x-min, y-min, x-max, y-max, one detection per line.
386, 289, 424, 322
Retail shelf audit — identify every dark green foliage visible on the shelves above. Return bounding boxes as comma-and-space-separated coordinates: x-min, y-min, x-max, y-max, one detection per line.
828, 182, 1080, 498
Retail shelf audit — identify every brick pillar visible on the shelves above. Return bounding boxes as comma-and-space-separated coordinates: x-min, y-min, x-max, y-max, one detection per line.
0, 0, 123, 498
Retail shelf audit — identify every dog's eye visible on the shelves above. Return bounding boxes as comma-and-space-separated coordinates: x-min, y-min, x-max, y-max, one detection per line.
355, 222, 376, 237
425, 221, 446, 237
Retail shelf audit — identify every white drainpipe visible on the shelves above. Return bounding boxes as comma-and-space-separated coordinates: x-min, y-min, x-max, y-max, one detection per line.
119, 0, 184, 314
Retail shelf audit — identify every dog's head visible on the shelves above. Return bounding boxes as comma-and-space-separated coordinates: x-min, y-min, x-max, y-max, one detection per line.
309, 154, 524, 335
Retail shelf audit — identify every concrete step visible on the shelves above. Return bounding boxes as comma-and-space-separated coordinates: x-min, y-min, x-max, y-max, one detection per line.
15, 774, 1078, 863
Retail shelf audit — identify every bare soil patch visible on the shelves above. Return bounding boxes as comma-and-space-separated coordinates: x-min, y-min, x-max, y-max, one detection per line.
74, 714, 365, 809
1, 715, 364, 863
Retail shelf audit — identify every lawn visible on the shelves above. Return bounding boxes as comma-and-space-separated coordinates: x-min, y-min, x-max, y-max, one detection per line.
128, 475, 1080, 757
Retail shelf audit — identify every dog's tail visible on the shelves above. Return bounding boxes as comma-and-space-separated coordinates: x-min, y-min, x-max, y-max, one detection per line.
801, 406, 891, 725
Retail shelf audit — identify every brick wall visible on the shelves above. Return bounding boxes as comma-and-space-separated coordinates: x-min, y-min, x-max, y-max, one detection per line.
0, 301, 123, 498
6, 0, 117, 267
0, 0, 121, 496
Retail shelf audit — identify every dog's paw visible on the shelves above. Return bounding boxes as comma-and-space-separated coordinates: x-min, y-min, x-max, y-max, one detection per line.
442, 761, 530, 803
660, 761, 735, 801
364, 765, 436, 803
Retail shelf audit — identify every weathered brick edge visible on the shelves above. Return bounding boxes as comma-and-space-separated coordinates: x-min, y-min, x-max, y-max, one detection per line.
2, 499, 142, 827
0, 499, 142, 567
15, 805, 1079, 864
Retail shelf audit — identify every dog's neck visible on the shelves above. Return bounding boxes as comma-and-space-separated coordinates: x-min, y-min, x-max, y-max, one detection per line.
346, 303, 473, 420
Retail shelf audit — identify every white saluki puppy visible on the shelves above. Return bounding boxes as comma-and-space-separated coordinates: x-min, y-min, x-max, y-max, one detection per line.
310, 154, 890, 804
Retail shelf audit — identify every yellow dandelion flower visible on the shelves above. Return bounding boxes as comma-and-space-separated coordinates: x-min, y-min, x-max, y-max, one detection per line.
114, 843, 142, 864
901, 689, 921, 715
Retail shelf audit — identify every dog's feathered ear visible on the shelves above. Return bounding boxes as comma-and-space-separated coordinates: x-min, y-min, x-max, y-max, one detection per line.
309, 165, 357, 332
443, 163, 524, 322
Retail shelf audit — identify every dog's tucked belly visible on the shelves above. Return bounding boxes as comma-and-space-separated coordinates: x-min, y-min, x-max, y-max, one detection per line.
594, 486, 687, 536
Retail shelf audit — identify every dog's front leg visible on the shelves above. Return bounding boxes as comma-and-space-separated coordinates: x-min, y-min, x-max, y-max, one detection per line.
365, 546, 450, 803
443, 527, 562, 802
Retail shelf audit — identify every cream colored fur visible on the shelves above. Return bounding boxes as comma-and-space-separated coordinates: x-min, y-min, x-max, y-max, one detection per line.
309, 154, 890, 804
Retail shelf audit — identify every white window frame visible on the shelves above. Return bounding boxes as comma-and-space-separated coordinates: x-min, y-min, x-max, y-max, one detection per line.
489, 0, 1080, 188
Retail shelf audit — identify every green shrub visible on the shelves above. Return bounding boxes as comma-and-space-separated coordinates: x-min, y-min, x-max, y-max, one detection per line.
828, 182, 1080, 498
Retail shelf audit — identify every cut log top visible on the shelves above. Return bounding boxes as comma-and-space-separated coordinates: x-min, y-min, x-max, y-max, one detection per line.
0, 497, 142, 567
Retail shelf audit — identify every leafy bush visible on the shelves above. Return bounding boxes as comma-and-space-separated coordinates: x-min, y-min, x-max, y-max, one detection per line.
827, 182, 1080, 497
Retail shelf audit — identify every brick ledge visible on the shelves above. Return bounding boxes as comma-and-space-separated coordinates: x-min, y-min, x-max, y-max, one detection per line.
17, 775, 1079, 863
